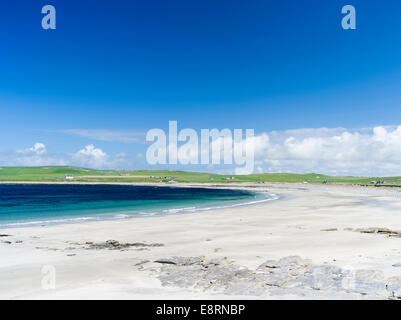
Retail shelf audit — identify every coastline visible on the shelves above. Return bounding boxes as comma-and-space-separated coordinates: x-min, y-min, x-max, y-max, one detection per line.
0, 184, 278, 229
1, 183, 401, 299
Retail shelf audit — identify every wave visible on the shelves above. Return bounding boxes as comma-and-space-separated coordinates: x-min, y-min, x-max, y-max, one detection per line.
181, 192, 279, 212
1, 216, 98, 227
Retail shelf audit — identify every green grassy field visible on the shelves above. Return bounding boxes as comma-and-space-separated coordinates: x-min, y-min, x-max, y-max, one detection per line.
0, 166, 400, 186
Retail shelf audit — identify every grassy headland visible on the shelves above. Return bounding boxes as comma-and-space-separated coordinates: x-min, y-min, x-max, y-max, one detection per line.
0, 166, 400, 186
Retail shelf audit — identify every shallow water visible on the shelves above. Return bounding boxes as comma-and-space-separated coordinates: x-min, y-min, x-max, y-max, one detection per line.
0, 184, 276, 227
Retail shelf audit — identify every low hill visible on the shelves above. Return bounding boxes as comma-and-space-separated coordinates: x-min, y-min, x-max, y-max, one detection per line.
0, 166, 400, 186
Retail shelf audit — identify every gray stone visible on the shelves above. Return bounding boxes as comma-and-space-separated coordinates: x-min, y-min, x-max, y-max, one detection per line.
86, 240, 164, 250
292, 265, 345, 291
155, 256, 205, 266
153, 255, 392, 299
106, 240, 120, 247
355, 227, 401, 238
352, 269, 386, 296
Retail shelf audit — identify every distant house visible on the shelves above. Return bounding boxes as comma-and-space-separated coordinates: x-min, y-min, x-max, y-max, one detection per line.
371, 180, 385, 185
164, 176, 177, 180
65, 175, 74, 180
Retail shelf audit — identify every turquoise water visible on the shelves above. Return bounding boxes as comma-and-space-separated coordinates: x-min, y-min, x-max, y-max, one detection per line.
0, 184, 276, 227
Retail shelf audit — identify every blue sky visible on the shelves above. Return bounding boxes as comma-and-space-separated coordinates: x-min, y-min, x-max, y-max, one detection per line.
1, 0, 401, 174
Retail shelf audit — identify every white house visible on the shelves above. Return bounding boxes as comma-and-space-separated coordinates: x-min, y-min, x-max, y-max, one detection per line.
65, 175, 74, 180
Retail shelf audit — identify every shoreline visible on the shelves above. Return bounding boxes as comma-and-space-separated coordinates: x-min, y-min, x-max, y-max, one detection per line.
0, 180, 385, 187
0, 186, 279, 229
1, 183, 401, 299
1, 179, 400, 192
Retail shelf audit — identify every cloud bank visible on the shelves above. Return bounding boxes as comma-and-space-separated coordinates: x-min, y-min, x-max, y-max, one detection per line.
2, 125, 401, 176
249, 126, 401, 176
145, 125, 401, 176
0, 144, 129, 169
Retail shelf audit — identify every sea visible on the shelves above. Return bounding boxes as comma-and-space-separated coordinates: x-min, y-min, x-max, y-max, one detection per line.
0, 184, 278, 228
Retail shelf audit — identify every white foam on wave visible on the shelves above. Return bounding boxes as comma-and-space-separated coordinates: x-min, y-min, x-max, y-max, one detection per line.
162, 207, 197, 214
113, 214, 130, 219
0, 216, 98, 228
133, 192, 279, 217
186, 192, 279, 213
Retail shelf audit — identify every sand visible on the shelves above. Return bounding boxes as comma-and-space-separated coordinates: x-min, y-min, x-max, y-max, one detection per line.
1, 183, 401, 299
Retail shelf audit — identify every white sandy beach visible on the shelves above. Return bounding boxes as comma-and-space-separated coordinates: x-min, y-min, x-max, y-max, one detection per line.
1, 183, 401, 299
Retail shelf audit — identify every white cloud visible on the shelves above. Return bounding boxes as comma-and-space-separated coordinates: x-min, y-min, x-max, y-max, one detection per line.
17, 142, 47, 155
0, 143, 129, 169
73, 144, 109, 168
28, 142, 47, 155
72, 144, 127, 169
2, 143, 66, 167
249, 125, 401, 176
